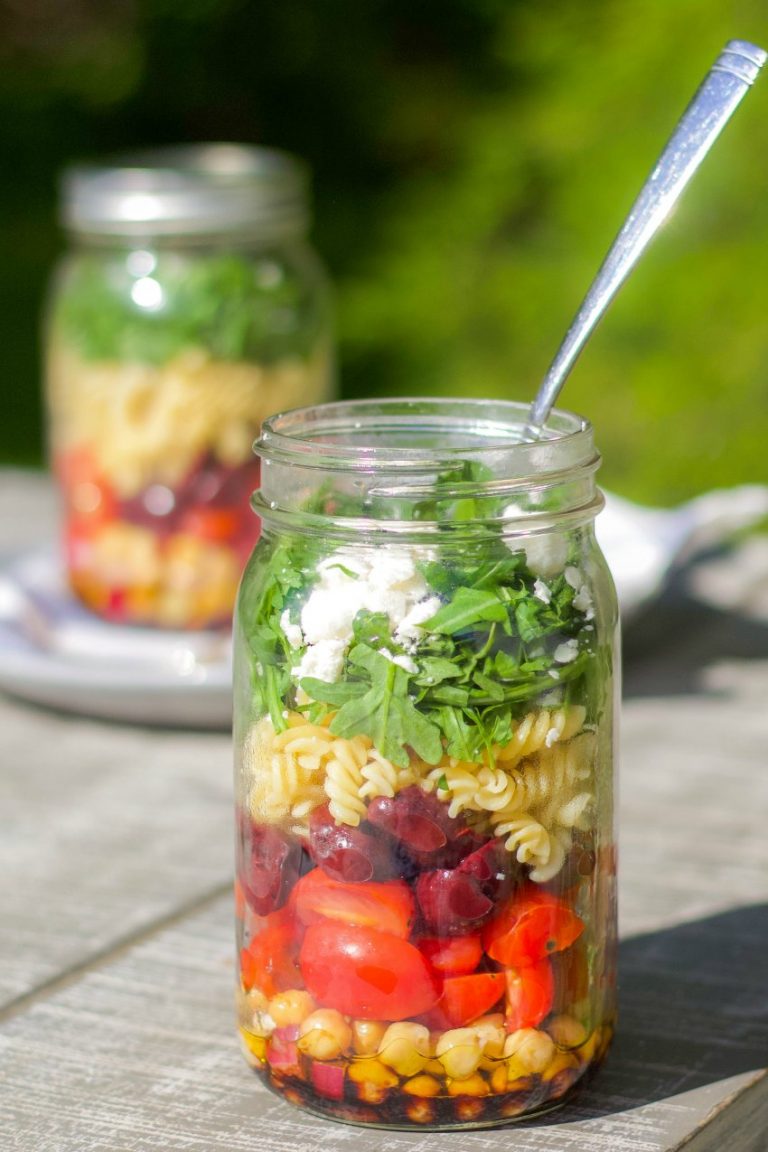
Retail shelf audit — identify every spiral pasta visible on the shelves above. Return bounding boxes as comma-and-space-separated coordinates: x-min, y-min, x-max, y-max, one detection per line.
495, 706, 587, 769
420, 720, 595, 880
243, 714, 335, 831
491, 815, 571, 883
359, 749, 417, 802
49, 344, 330, 495
324, 736, 372, 827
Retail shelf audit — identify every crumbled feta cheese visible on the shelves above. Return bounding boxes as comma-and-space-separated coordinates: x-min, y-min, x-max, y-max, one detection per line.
294, 638, 347, 683
317, 553, 369, 579
553, 639, 579, 664
572, 585, 594, 619
280, 609, 303, 649
295, 547, 438, 686
368, 554, 426, 593
548, 669, 561, 680
523, 533, 569, 578
395, 595, 442, 648
533, 578, 551, 605
564, 566, 583, 590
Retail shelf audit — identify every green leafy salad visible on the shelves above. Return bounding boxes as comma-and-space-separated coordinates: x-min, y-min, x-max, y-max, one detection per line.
54, 250, 320, 365
241, 515, 601, 769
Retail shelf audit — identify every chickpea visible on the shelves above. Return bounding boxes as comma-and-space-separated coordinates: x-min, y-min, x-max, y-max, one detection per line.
489, 1064, 509, 1094
503, 1028, 556, 1075
542, 1050, 579, 1082
406, 1098, 436, 1125
352, 1019, 387, 1056
298, 1009, 352, 1060
576, 1027, 601, 1064
447, 1072, 490, 1097
402, 1074, 442, 1097
378, 1022, 431, 1077
238, 1028, 267, 1066
435, 1028, 482, 1080
268, 989, 316, 1028
348, 1059, 400, 1089
236, 987, 275, 1037
548, 1014, 588, 1049
473, 1013, 506, 1059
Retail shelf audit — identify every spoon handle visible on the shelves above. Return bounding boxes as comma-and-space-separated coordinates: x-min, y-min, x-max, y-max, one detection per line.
527, 39, 766, 433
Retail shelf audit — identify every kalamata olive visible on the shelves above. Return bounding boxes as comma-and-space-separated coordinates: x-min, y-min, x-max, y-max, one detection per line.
457, 837, 518, 901
366, 786, 466, 853
415, 868, 495, 935
308, 803, 394, 882
238, 817, 302, 915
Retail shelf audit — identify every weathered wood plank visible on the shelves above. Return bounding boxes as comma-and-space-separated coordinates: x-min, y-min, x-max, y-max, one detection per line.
0, 699, 232, 1009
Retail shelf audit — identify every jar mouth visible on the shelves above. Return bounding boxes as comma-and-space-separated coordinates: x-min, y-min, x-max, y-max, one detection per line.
257, 397, 594, 474
61, 143, 309, 238
254, 398, 602, 539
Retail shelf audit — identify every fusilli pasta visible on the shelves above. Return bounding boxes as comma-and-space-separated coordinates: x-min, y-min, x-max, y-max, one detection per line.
243, 713, 334, 832
495, 706, 587, 768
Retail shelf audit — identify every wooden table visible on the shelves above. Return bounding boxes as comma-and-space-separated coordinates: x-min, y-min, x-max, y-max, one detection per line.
1, 471, 767, 1152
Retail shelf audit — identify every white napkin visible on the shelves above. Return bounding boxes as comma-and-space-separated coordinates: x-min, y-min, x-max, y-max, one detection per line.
597, 485, 768, 618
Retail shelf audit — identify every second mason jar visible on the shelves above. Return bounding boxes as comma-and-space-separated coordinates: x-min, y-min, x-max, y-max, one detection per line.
45, 144, 333, 629
233, 398, 619, 1130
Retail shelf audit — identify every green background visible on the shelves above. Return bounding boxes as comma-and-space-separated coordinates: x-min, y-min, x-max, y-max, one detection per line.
3, 0, 768, 505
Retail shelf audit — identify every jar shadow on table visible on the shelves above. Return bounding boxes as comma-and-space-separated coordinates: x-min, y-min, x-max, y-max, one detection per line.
525, 901, 768, 1123
621, 550, 768, 699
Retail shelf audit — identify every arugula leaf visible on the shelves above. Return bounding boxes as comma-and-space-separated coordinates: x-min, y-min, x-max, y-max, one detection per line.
299, 678, 362, 707
329, 645, 443, 768
414, 656, 463, 685
425, 587, 508, 634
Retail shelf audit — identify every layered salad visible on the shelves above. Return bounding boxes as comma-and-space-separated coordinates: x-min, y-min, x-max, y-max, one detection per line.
234, 499, 615, 1126
47, 250, 330, 628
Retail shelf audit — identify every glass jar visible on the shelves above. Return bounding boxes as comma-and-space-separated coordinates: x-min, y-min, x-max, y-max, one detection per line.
233, 398, 618, 1129
45, 144, 333, 630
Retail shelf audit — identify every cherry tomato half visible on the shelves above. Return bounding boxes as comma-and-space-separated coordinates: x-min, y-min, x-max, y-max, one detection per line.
179, 506, 241, 543
241, 907, 303, 998
299, 921, 440, 1020
505, 957, 555, 1030
482, 886, 584, 967
426, 971, 506, 1029
417, 934, 483, 977
293, 868, 415, 938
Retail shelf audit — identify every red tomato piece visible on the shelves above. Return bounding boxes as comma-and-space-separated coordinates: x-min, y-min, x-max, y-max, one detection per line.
426, 971, 506, 1029
179, 506, 242, 543
293, 868, 415, 938
241, 907, 303, 997
418, 934, 482, 977
56, 447, 116, 528
299, 921, 440, 1020
505, 957, 555, 1030
482, 886, 584, 967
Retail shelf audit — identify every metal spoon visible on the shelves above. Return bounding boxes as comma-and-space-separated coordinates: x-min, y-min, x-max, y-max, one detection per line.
526, 39, 766, 436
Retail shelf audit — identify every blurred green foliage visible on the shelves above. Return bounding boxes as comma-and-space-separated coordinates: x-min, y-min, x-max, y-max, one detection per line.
2, 0, 767, 503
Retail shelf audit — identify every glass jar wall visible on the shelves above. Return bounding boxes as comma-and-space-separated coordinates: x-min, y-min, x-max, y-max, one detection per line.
233, 399, 618, 1129
45, 145, 333, 629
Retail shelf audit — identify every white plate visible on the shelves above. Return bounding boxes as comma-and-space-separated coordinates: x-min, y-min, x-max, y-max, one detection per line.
0, 552, 232, 728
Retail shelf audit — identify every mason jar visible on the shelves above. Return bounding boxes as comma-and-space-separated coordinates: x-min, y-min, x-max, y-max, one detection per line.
45, 144, 333, 629
233, 398, 618, 1129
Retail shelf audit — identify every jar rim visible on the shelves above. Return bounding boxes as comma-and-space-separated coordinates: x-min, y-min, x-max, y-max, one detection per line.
253, 398, 603, 540
257, 397, 594, 474
61, 143, 310, 238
